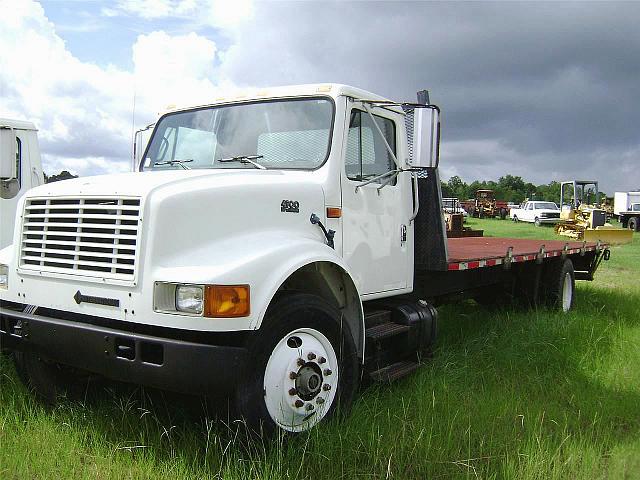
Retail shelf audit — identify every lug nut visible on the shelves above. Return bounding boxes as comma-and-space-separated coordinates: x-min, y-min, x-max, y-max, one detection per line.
297, 358, 305, 366
294, 399, 304, 408
324, 369, 332, 376
288, 388, 297, 396
305, 403, 314, 411
289, 372, 298, 380
319, 356, 326, 364
307, 352, 316, 360
316, 397, 325, 404
323, 384, 331, 391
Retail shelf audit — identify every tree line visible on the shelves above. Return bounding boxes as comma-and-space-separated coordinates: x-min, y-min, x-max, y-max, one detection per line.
440, 175, 594, 204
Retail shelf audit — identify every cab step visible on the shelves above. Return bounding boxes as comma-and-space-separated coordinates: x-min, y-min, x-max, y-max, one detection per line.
369, 361, 419, 383
366, 321, 410, 341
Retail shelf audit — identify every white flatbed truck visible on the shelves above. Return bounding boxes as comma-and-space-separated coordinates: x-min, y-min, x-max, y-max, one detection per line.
0, 119, 45, 249
0, 85, 609, 435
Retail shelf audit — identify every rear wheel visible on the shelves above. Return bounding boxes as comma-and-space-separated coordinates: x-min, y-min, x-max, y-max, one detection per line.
534, 217, 541, 227
513, 215, 519, 222
235, 293, 359, 436
542, 259, 575, 312
629, 216, 639, 232
500, 208, 507, 220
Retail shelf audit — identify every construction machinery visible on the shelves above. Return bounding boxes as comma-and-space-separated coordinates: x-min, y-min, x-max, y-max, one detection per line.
555, 180, 633, 245
463, 189, 509, 219
442, 197, 483, 238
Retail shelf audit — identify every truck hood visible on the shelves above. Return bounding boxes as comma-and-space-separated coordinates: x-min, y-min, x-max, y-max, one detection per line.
18, 168, 329, 286
25, 169, 303, 199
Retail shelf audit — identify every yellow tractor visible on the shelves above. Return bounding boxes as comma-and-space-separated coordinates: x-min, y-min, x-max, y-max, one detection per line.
555, 180, 633, 245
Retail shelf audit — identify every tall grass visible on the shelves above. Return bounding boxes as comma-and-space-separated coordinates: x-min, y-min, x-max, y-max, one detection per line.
1, 219, 638, 479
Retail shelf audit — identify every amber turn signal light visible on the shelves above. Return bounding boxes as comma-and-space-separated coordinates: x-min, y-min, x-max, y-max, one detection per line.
326, 207, 342, 218
204, 285, 250, 318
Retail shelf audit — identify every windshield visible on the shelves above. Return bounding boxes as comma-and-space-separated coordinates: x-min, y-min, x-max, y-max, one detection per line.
142, 97, 334, 171
535, 202, 558, 210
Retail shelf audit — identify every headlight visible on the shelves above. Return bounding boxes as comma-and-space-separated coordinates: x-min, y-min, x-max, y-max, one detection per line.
0, 264, 8, 290
154, 282, 250, 317
175, 285, 204, 314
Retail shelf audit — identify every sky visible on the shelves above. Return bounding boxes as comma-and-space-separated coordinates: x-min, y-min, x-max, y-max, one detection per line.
1, 0, 639, 193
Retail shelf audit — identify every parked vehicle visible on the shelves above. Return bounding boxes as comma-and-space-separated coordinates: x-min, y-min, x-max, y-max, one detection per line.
0, 119, 45, 249
0, 85, 609, 436
462, 189, 509, 219
613, 191, 640, 231
510, 201, 561, 226
555, 180, 633, 244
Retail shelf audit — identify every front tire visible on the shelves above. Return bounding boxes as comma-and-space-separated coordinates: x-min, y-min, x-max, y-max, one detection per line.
629, 216, 639, 232
235, 293, 359, 436
534, 217, 541, 227
13, 351, 92, 404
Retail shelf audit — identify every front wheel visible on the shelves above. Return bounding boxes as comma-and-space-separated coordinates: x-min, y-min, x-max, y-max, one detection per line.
13, 351, 92, 404
500, 208, 507, 220
235, 293, 359, 436
534, 217, 541, 227
513, 215, 519, 222
629, 216, 639, 232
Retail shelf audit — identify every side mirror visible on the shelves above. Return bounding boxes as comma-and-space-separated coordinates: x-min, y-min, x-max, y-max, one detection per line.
0, 128, 17, 180
408, 106, 440, 169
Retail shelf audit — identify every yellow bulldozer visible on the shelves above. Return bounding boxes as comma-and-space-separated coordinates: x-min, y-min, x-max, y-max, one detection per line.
555, 180, 633, 245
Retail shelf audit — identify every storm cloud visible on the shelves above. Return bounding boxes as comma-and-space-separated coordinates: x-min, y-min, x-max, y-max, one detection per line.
2, 1, 639, 193
219, 2, 640, 192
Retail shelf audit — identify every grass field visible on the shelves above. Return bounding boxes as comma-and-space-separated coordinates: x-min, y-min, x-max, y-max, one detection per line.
1, 218, 639, 479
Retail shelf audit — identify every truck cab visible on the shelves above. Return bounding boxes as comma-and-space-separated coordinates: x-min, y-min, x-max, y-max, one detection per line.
1, 84, 442, 434
0, 119, 45, 249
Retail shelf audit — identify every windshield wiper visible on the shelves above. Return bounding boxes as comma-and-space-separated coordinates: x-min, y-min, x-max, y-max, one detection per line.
153, 159, 193, 170
218, 155, 266, 170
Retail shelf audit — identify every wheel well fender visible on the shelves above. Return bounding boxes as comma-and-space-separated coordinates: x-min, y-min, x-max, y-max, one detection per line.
260, 261, 365, 362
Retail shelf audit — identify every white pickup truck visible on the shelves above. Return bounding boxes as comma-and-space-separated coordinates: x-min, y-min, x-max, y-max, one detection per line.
510, 201, 561, 226
0, 84, 609, 436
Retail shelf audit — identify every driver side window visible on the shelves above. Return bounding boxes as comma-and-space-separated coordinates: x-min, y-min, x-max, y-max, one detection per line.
345, 109, 396, 184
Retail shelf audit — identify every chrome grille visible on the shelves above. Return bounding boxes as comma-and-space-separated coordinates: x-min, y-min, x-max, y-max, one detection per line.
20, 196, 142, 282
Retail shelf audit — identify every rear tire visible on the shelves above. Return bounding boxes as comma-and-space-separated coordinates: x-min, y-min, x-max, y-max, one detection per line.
513, 215, 519, 222
235, 293, 359, 437
500, 208, 507, 220
629, 216, 639, 232
534, 217, 541, 227
542, 259, 575, 312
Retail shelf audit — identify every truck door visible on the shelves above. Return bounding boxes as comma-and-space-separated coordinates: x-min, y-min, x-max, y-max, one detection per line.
340, 104, 410, 295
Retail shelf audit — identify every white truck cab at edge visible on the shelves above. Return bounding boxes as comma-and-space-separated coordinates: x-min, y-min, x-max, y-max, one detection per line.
0, 119, 45, 249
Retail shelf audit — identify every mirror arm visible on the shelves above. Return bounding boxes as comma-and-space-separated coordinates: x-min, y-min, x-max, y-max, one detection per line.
355, 169, 400, 192
362, 104, 401, 169
376, 170, 401, 192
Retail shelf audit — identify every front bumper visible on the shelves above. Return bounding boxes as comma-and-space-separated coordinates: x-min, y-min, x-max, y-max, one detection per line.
0, 306, 247, 395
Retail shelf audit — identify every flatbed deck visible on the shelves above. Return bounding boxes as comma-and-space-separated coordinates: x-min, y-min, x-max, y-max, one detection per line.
446, 237, 604, 271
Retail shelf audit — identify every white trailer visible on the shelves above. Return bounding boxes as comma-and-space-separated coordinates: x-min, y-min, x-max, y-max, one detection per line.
0, 85, 609, 436
0, 119, 45, 249
613, 191, 640, 231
